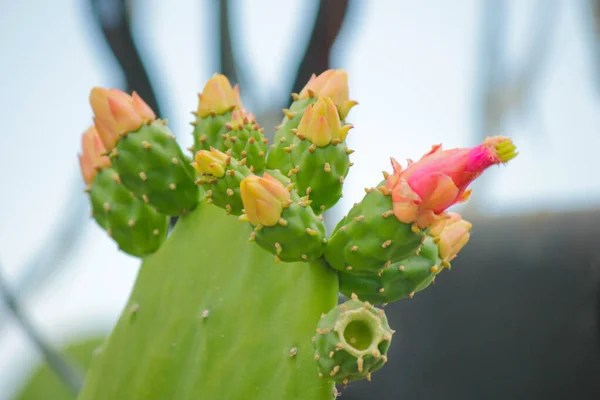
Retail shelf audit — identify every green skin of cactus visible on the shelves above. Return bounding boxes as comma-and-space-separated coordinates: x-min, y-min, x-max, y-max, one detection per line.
89, 167, 168, 257
223, 124, 268, 173
112, 121, 199, 216
289, 139, 350, 214
199, 161, 252, 216
77, 201, 338, 400
266, 98, 316, 174
253, 200, 327, 263
313, 299, 393, 384
338, 236, 444, 304
324, 189, 424, 274
192, 111, 234, 154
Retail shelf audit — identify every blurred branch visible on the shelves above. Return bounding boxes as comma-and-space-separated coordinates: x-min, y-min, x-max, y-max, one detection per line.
0, 178, 89, 336
218, 0, 238, 85
89, 0, 162, 116
290, 0, 352, 95
0, 262, 84, 395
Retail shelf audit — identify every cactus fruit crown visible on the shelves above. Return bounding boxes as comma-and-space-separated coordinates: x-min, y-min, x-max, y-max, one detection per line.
77, 69, 517, 398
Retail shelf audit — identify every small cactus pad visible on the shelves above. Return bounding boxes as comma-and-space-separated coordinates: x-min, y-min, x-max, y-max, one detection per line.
325, 188, 424, 273
338, 236, 443, 304
251, 199, 328, 262
192, 112, 233, 154
112, 121, 199, 216
266, 97, 316, 174
289, 139, 351, 214
313, 297, 393, 384
89, 167, 168, 257
223, 110, 268, 172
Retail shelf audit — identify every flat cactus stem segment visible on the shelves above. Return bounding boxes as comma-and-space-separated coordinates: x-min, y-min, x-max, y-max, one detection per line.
192, 112, 233, 154
78, 202, 338, 400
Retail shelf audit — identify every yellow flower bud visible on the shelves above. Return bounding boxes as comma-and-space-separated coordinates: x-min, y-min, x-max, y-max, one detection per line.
297, 97, 353, 147
192, 148, 230, 178
196, 74, 243, 118
240, 173, 291, 226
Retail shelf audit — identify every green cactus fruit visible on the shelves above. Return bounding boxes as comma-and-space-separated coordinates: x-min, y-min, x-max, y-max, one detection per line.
192, 111, 233, 154
88, 167, 168, 257
194, 150, 253, 216
239, 172, 328, 263
313, 297, 393, 384
266, 97, 316, 174
111, 121, 199, 216
222, 109, 268, 173
288, 96, 353, 214
78, 202, 338, 400
338, 236, 443, 304
250, 198, 327, 263
324, 187, 424, 274
289, 139, 351, 214
191, 73, 243, 154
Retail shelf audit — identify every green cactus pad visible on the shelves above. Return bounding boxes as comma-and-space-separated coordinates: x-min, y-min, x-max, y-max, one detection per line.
313, 298, 393, 384
78, 201, 338, 400
223, 123, 268, 173
324, 188, 424, 274
197, 159, 252, 215
112, 121, 199, 216
266, 97, 316, 174
89, 167, 168, 257
289, 139, 350, 214
191, 111, 233, 154
338, 236, 443, 304
252, 200, 327, 263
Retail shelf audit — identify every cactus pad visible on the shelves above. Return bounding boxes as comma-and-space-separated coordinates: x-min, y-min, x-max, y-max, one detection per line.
112, 121, 199, 216
313, 297, 393, 384
78, 202, 338, 400
88, 167, 168, 257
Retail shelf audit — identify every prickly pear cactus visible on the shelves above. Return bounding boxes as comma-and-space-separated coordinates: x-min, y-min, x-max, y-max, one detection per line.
76, 71, 517, 400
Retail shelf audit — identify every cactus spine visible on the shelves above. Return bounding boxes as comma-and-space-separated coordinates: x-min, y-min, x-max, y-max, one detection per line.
76, 70, 516, 400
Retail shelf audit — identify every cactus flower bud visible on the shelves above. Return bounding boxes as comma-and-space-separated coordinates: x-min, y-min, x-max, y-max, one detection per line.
297, 97, 353, 147
90, 88, 156, 150
298, 69, 357, 120
192, 148, 230, 178
386, 136, 517, 228
240, 173, 291, 227
429, 212, 472, 262
196, 74, 242, 118
78, 126, 111, 186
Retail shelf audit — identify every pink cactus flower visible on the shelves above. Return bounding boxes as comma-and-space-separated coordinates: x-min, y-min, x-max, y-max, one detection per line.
385, 136, 517, 228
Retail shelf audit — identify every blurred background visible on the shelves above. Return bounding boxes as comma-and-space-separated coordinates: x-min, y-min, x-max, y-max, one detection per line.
1, 0, 599, 399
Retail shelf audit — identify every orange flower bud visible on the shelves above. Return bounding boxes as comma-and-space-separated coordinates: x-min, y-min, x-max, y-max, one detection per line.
78, 126, 111, 186
298, 69, 357, 119
89, 88, 156, 150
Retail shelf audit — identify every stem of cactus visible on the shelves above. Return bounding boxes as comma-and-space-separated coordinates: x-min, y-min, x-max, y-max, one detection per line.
78, 201, 338, 399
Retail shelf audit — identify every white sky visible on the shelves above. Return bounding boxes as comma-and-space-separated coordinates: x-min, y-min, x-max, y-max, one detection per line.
0, 0, 598, 397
